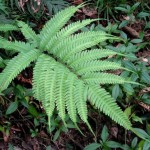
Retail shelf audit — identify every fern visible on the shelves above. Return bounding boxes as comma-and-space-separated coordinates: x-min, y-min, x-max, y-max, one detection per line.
65, 74, 77, 123
0, 5, 134, 132
45, 19, 98, 50
17, 21, 39, 45
75, 60, 123, 75
0, 24, 18, 32
82, 73, 126, 84
39, 6, 79, 49
88, 85, 131, 129
0, 38, 34, 53
0, 50, 40, 92
48, 31, 109, 55
68, 49, 117, 65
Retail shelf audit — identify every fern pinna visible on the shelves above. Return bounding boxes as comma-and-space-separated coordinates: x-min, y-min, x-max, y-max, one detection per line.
0, 5, 133, 132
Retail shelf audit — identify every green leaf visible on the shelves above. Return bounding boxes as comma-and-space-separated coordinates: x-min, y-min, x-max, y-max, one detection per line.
53, 130, 60, 141
120, 31, 127, 39
101, 125, 109, 142
131, 2, 140, 11
132, 114, 143, 124
46, 145, 51, 150
123, 61, 136, 71
0, 125, 4, 132
115, 7, 128, 12
17, 21, 39, 44
132, 128, 150, 141
138, 140, 145, 149
84, 143, 101, 150
143, 141, 150, 150
119, 20, 128, 28
0, 50, 40, 93
6, 101, 18, 115
131, 39, 142, 43
0, 24, 18, 32
143, 98, 150, 105
112, 84, 120, 100
146, 123, 150, 135
137, 12, 150, 18
131, 137, 138, 148
145, 21, 150, 29
126, 53, 137, 61
8, 143, 14, 150
121, 144, 131, 150
105, 141, 123, 148
28, 104, 39, 117
141, 71, 150, 84
124, 106, 132, 118
130, 73, 138, 82
122, 84, 134, 95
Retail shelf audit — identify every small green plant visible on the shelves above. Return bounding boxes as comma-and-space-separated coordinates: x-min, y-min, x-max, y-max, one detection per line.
84, 125, 127, 150
115, 2, 150, 28
0, 0, 13, 24
9, 0, 69, 19
0, 0, 8, 15
0, 5, 134, 133
95, 0, 127, 22
84, 125, 150, 150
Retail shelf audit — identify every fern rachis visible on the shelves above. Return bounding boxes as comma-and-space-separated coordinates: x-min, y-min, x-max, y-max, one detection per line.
0, 5, 134, 133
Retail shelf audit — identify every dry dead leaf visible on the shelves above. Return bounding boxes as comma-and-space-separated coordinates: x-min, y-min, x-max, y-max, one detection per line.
110, 127, 118, 138
82, 7, 97, 17
73, 0, 83, 5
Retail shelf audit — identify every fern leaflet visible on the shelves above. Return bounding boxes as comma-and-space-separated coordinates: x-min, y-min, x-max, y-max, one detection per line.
0, 24, 18, 31
88, 85, 131, 130
0, 50, 40, 92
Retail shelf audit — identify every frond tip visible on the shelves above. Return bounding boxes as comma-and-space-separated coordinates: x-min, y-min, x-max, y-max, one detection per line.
88, 85, 132, 130
17, 21, 39, 44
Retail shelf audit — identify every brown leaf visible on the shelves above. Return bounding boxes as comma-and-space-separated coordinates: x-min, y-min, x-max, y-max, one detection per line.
138, 102, 150, 112
82, 7, 97, 17
110, 127, 118, 138
73, 0, 83, 5
123, 26, 139, 38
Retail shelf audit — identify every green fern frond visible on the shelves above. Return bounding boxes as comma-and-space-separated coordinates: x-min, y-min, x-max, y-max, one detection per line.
0, 5, 133, 133
0, 38, 34, 53
33, 55, 67, 121
76, 2, 88, 8
82, 73, 125, 84
17, 21, 39, 44
68, 49, 117, 65
39, 6, 79, 49
88, 85, 132, 130
43, 69, 56, 118
75, 82, 94, 134
65, 74, 77, 123
62, 40, 114, 62
33, 55, 57, 129
33, 55, 49, 101
50, 32, 112, 62
75, 60, 122, 75
55, 72, 67, 123
75, 81, 88, 123
0, 24, 18, 32
46, 19, 98, 50
50, 31, 108, 54
33, 54, 91, 128
0, 50, 40, 92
